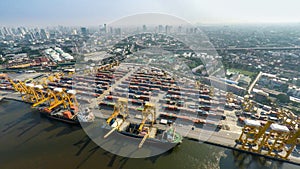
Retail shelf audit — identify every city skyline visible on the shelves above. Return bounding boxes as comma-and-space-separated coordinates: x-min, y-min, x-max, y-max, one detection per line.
1, 0, 300, 26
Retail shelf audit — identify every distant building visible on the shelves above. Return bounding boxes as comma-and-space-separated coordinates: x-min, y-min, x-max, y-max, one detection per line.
99, 24, 107, 34
238, 75, 251, 87
202, 77, 247, 96
253, 88, 269, 103
81, 27, 88, 35
114, 28, 121, 35
40, 29, 49, 39
158, 25, 163, 33
34, 57, 50, 66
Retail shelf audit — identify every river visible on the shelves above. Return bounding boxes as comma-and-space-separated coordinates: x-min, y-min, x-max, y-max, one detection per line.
0, 100, 298, 169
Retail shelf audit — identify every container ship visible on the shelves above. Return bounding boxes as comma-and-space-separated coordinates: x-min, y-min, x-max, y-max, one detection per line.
38, 106, 95, 125
103, 116, 183, 148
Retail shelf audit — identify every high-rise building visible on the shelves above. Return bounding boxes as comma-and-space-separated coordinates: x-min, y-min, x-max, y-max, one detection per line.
158, 25, 163, 33
40, 29, 49, 39
3, 27, 9, 36
103, 24, 107, 33
81, 27, 88, 35
99, 24, 107, 34
49, 32, 56, 39
17, 27, 26, 35
114, 28, 121, 35
35, 31, 41, 39
143, 25, 147, 32
177, 26, 182, 33
24, 33, 34, 41
71, 29, 77, 35
165, 25, 172, 34
11, 28, 17, 35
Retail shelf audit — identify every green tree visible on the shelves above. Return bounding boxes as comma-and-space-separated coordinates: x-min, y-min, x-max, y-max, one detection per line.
277, 94, 290, 103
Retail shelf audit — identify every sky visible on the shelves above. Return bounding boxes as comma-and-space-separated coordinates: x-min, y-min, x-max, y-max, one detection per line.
1, 0, 300, 26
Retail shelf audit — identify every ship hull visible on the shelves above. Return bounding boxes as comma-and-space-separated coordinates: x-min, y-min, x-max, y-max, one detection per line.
44, 113, 80, 125
37, 107, 93, 125
102, 124, 181, 148
39, 111, 80, 125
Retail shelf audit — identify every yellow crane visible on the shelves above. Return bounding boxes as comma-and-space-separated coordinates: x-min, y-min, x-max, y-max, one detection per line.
32, 88, 60, 108
138, 102, 156, 132
65, 90, 80, 119
45, 88, 68, 112
65, 90, 78, 108
242, 95, 254, 112
16, 81, 39, 103
106, 98, 128, 125
283, 129, 300, 159
104, 98, 129, 139
137, 103, 156, 148
23, 83, 41, 103
226, 92, 235, 103
98, 61, 120, 72
209, 86, 214, 96
237, 119, 300, 160
6, 75, 46, 103
277, 108, 299, 130
7, 78, 24, 93
33, 84, 46, 102
236, 119, 263, 150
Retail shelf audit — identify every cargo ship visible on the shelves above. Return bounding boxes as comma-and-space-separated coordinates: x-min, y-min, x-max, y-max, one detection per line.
38, 107, 95, 125
103, 117, 183, 148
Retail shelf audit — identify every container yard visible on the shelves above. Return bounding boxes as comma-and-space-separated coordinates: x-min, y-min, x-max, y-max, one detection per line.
0, 62, 300, 165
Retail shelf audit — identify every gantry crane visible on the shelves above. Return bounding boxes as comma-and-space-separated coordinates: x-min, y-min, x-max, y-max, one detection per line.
138, 102, 156, 131
257, 123, 290, 157
7, 78, 24, 93
277, 108, 299, 130
209, 86, 214, 96
282, 129, 300, 159
138, 102, 156, 148
236, 119, 300, 160
104, 98, 129, 138
236, 119, 273, 151
32, 88, 57, 108
98, 61, 120, 72
18, 82, 40, 103
23, 83, 41, 103
226, 92, 235, 103
242, 95, 254, 112
6, 75, 46, 103
106, 98, 128, 125
64, 90, 78, 108
32, 88, 67, 112
65, 89, 80, 119
44, 88, 69, 112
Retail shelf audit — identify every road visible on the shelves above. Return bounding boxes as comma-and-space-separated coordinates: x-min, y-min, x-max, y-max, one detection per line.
248, 71, 262, 94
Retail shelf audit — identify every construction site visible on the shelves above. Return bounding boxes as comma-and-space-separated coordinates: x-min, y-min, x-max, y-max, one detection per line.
0, 61, 300, 165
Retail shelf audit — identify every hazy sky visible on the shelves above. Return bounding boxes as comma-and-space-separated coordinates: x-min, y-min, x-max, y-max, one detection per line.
1, 0, 300, 26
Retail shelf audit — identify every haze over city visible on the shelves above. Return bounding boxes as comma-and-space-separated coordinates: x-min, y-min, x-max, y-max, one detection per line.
1, 0, 300, 26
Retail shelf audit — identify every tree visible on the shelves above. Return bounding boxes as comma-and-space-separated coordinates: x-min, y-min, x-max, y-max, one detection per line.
277, 94, 290, 103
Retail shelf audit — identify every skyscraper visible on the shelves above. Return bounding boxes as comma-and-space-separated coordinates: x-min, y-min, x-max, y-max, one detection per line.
81, 27, 88, 35
143, 25, 147, 32
40, 29, 49, 39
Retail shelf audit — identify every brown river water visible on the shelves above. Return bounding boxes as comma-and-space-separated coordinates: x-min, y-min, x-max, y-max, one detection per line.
0, 99, 299, 169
